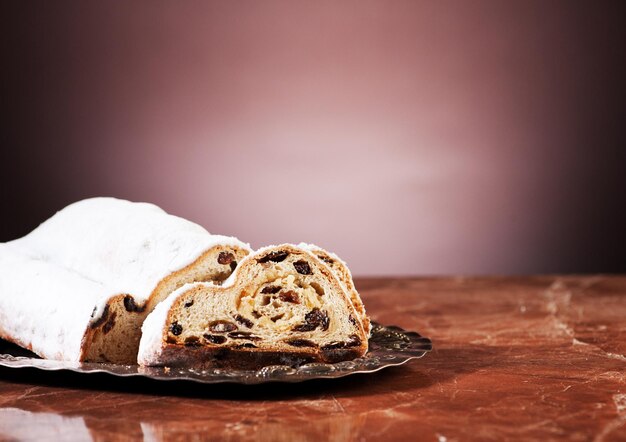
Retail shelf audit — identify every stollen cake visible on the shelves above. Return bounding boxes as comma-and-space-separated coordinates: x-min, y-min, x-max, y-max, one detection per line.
0, 198, 251, 363
138, 244, 369, 368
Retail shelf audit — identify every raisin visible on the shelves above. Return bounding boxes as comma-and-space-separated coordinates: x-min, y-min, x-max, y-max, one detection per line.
293, 323, 315, 332
90, 305, 110, 329
235, 314, 254, 328
251, 310, 262, 319
102, 312, 117, 334
257, 250, 289, 263
228, 331, 261, 340
318, 255, 334, 265
203, 334, 227, 345
346, 335, 362, 347
123, 295, 145, 312
261, 285, 281, 294
217, 251, 235, 265
184, 300, 194, 308
320, 313, 330, 331
293, 308, 329, 332
184, 336, 201, 346
169, 322, 183, 336
321, 341, 345, 350
285, 339, 317, 348
230, 261, 237, 271
349, 315, 358, 326
278, 290, 300, 303
293, 260, 312, 275
208, 320, 238, 333
271, 313, 285, 322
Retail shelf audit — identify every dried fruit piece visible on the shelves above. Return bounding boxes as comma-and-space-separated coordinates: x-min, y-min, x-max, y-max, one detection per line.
203, 334, 227, 345
184, 300, 194, 308
208, 320, 238, 333
285, 339, 317, 348
257, 250, 289, 263
293, 308, 329, 332
102, 312, 117, 334
169, 322, 183, 336
230, 261, 237, 271
90, 305, 110, 329
278, 290, 300, 303
228, 331, 261, 340
217, 251, 235, 265
293, 260, 312, 275
261, 285, 281, 294
123, 295, 145, 312
318, 255, 334, 265
271, 313, 285, 322
184, 336, 201, 346
293, 323, 314, 332
346, 334, 362, 347
235, 314, 254, 328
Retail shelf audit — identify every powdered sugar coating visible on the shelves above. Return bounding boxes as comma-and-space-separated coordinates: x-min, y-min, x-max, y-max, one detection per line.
9, 197, 250, 306
1, 197, 251, 361
0, 244, 112, 361
298, 243, 349, 268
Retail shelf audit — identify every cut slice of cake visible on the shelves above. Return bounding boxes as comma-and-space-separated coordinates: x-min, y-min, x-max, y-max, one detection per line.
138, 244, 369, 368
299, 243, 370, 336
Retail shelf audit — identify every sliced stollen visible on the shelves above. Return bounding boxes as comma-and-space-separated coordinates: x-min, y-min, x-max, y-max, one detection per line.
2, 197, 251, 363
299, 243, 370, 336
138, 244, 369, 368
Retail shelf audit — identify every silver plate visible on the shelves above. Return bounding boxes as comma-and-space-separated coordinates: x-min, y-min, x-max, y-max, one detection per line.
0, 323, 431, 384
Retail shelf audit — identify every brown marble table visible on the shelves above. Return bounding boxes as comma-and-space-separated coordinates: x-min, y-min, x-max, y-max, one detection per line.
0, 276, 625, 441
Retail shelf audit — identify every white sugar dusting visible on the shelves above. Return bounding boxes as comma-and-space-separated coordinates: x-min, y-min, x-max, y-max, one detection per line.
0, 197, 251, 361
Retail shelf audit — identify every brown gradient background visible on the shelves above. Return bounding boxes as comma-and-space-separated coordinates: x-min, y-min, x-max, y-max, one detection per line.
1, 1, 624, 275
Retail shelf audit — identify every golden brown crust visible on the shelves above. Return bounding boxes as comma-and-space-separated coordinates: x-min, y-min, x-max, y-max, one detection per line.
150, 342, 364, 369
151, 344, 318, 369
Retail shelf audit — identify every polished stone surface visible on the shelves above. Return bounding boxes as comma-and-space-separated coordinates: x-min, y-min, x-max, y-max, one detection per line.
0, 276, 624, 441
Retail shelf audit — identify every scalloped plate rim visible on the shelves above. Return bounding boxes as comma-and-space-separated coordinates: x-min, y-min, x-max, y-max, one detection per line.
0, 323, 432, 385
